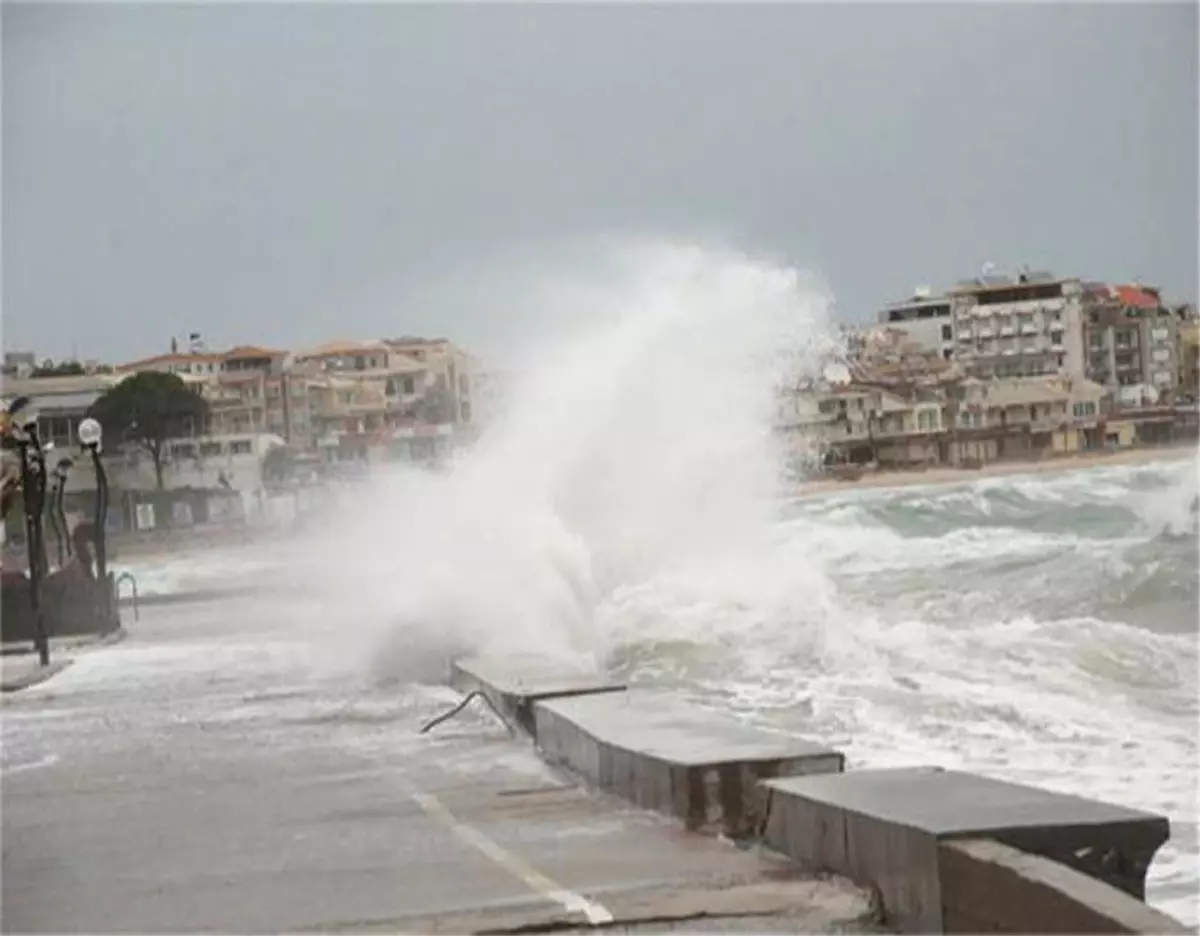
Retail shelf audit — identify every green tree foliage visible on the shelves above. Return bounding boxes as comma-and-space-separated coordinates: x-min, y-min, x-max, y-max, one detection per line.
88, 372, 209, 489
260, 444, 296, 489
31, 359, 86, 377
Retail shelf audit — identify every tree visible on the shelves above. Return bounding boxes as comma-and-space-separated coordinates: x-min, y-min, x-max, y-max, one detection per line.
260, 444, 296, 489
31, 359, 86, 377
88, 372, 209, 490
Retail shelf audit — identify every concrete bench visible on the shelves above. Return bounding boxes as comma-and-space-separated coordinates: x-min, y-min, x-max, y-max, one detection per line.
762, 766, 1172, 933
535, 689, 844, 838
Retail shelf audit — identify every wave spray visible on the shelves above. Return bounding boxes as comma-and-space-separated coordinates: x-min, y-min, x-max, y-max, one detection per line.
300, 240, 838, 683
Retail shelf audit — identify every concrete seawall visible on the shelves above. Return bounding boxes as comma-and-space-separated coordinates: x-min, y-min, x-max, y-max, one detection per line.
448, 655, 1186, 935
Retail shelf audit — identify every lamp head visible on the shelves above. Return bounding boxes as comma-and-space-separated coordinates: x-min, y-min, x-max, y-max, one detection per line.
54, 456, 73, 480
5, 396, 40, 442
78, 417, 103, 450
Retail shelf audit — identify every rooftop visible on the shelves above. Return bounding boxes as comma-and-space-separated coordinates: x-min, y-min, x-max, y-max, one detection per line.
1, 372, 130, 399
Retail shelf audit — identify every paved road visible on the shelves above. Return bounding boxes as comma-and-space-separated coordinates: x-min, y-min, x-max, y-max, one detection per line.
1, 594, 876, 934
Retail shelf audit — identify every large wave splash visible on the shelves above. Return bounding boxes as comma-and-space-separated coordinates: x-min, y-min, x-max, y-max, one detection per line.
301, 240, 838, 682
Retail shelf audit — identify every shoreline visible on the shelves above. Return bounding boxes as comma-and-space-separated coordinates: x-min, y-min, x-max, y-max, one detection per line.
794, 444, 1197, 498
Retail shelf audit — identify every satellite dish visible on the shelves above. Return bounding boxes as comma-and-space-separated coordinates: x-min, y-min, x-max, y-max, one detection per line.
823, 362, 851, 385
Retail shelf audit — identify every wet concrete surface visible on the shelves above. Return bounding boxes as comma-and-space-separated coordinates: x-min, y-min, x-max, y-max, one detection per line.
1, 595, 876, 934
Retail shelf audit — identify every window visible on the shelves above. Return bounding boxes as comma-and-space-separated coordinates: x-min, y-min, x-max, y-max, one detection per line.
230, 440, 253, 455
1072, 402, 1096, 419
941, 325, 952, 341
171, 443, 197, 460
402, 376, 415, 395
199, 441, 222, 457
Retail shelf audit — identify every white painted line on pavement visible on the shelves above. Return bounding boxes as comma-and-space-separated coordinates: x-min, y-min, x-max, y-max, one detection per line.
411, 790, 614, 926
1, 754, 60, 777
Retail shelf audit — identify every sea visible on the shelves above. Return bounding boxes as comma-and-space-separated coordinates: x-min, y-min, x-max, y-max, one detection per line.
112, 242, 1200, 924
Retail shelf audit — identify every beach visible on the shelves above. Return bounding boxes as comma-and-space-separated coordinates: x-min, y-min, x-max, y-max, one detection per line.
795, 443, 1197, 497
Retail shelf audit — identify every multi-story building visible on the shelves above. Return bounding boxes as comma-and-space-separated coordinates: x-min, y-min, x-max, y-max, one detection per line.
778, 374, 1108, 471
1177, 308, 1199, 402
0, 372, 130, 452
382, 336, 480, 427
118, 345, 325, 446
1081, 284, 1179, 407
876, 289, 956, 361
292, 336, 481, 446
948, 272, 1085, 380
948, 375, 1105, 463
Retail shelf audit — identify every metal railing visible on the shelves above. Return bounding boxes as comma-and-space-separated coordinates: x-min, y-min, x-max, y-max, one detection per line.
114, 571, 139, 621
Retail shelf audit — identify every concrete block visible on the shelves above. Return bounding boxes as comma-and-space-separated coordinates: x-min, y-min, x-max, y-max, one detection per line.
939, 839, 1188, 934
762, 767, 1172, 934
534, 689, 843, 838
449, 654, 625, 735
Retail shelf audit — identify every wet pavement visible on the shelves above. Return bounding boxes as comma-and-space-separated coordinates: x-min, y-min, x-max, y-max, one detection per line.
1, 595, 875, 934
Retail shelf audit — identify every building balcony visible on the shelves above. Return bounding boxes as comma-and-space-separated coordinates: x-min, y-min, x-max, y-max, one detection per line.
1020, 324, 1038, 335
999, 326, 1016, 337
958, 329, 974, 341
978, 329, 995, 339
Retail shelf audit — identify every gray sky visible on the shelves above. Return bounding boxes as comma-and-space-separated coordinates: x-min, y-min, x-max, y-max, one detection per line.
4, 1, 1197, 364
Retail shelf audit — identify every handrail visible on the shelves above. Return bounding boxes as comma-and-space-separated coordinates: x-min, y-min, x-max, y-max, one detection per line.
114, 571, 139, 621
418, 690, 514, 736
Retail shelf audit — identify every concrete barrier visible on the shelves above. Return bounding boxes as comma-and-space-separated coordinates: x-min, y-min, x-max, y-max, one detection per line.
762, 766, 1172, 933
449, 654, 625, 735
445, 656, 1184, 933
534, 689, 844, 838
938, 839, 1188, 934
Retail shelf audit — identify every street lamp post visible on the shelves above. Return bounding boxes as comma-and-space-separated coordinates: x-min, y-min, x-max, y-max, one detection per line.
7, 397, 51, 666
77, 418, 109, 596
53, 457, 74, 567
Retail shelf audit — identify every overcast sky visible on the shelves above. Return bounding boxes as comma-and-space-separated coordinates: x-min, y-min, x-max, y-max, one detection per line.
4, 1, 1197, 364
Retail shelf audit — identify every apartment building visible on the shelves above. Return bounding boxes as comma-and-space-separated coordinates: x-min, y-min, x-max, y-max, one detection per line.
948, 272, 1085, 380
780, 373, 1108, 470
0, 372, 130, 452
949, 375, 1105, 463
876, 290, 955, 360
1081, 284, 1179, 407
383, 336, 480, 427
291, 339, 430, 445
118, 345, 329, 446
778, 383, 945, 468
292, 336, 481, 439
1178, 313, 1199, 401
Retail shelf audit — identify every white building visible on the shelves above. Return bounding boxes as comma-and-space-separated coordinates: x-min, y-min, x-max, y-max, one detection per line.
877, 290, 955, 360
948, 272, 1086, 379
139, 432, 285, 495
